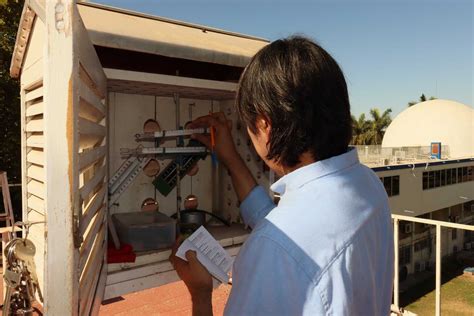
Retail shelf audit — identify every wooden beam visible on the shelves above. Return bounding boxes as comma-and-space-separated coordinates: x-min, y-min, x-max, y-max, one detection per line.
79, 75, 105, 116
89, 261, 107, 316
79, 241, 105, 316
78, 146, 106, 171
25, 117, 43, 132
27, 179, 44, 199
79, 118, 106, 138
21, 62, 43, 88
79, 187, 105, 236
79, 98, 104, 123
24, 78, 43, 92
79, 165, 105, 200
26, 134, 44, 148
43, 1, 77, 314
25, 85, 43, 102
104, 68, 238, 92
104, 269, 179, 301
26, 148, 43, 166
27, 195, 44, 214
79, 216, 105, 276
27, 164, 44, 182
79, 210, 105, 271
26, 101, 44, 117
76, 16, 107, 97
106, 260, 173, 286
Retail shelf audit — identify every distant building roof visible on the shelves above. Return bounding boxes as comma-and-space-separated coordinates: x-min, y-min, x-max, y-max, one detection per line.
382, 99, 474, 159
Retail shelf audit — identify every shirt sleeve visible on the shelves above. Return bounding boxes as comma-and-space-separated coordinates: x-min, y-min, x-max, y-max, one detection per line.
224, 234, 326, 316
239, 185, 275, 228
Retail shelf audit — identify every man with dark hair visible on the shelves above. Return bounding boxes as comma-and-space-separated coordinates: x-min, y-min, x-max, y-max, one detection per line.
171, 36, 394, 315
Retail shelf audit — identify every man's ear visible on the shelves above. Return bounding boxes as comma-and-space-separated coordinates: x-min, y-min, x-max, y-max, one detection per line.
256, 115, 271, 139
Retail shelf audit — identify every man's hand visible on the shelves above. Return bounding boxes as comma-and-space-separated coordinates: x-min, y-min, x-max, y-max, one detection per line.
188, 111, 257, 203
187, 112, 238, 169
170, 239, 213, 316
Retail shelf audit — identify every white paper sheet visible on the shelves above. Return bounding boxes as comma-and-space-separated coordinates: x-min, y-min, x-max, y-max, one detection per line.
176, 226, 233, 283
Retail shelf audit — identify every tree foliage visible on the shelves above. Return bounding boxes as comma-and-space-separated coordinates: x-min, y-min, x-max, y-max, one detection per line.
0, 0, 23, 216
408, 93, 437, 107
351, 113, 370, 145
351, 108, 392, 145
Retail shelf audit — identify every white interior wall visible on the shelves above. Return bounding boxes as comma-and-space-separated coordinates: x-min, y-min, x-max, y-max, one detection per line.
109, 93, 217, 217
108, 94, 273, 224
219, 99, 271, 223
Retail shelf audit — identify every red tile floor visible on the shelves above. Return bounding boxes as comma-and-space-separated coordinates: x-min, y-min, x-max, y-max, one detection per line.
99, 281, 231, 316
0, 267, 231, 315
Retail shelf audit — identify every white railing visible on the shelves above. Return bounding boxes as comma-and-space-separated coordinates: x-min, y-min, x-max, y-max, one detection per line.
392, 214, 474, 316
355, 145, 451, 167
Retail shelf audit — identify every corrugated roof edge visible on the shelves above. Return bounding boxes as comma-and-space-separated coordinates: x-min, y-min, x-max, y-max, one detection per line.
80, 2, 270, 43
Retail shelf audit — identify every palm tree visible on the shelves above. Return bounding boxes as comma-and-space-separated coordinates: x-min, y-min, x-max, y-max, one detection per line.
351, 114, 370, 145
365, 108, 392, 145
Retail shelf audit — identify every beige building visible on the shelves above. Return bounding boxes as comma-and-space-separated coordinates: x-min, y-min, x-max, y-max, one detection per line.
371, 100, 474, 280
382, 99, 474, 158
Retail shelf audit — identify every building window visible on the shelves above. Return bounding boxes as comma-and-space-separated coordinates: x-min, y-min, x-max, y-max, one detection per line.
383, 177, 391, 195
440, 169, 446, 186
392, 176, 400, 196
468, 166, 474, 182
414, 238, 431, 252
452, 229, 457, 240
451, 168, 457, 184
399, 245, 412, 266
446, 168, 452, 185
463, 201, 474, 215
380, 175, 400, 197
465, 231, 473, 243
422, 165, 473, 190
435, 170, 441, 188
429, 171, 435, 188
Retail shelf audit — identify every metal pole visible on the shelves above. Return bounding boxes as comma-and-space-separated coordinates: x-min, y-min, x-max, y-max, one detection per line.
174, 93, 181, 223
393, 218, 399, 309
435, 224, 441, 316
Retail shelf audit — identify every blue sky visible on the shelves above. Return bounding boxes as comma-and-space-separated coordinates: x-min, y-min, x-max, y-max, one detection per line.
95, 0, 473, 118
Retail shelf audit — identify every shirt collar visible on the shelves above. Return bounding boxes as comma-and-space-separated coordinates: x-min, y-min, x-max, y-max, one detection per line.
270, 147, 359, 196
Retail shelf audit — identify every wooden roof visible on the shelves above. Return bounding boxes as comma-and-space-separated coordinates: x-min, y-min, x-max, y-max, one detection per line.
11, 1, 268, 78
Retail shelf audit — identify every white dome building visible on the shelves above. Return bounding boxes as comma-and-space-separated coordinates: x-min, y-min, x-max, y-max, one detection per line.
382, 99, 474, 158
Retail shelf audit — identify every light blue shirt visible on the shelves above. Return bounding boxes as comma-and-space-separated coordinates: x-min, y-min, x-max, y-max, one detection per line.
225, 148, 394, 315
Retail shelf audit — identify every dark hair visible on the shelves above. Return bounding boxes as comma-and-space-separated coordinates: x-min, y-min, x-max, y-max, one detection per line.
236, 36, 352, 167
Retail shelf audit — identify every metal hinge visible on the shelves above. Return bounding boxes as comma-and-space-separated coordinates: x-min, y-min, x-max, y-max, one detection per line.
73, 214, 83, 248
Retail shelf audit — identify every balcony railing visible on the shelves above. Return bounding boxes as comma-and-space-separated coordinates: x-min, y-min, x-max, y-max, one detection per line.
355, 145, 452, 167
392, 214, 474, 316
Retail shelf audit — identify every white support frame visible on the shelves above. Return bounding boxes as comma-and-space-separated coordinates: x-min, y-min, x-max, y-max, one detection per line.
391, 214, 474, 316
104, 68, 238, 93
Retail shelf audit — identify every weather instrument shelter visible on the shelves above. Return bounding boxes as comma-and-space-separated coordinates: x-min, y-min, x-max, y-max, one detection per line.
10, 1, 270, 315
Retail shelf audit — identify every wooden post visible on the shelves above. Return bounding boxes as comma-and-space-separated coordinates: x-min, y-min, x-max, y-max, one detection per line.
43, 1, 78, 314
